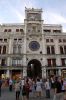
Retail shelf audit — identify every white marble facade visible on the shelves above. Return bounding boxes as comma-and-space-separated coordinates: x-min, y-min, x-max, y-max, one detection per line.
0, 8, 66, 78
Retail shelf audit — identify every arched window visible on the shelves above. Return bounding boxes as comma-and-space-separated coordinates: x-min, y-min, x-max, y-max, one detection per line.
47, 46, 50, 54
2, 46, 6, 54
0, 46, 2, 54
51, 46, 55, 54
60, 46, 64, 54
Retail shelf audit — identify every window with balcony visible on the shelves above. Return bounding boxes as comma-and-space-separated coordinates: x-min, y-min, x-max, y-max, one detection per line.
52, 59, 56, 66
47, 59, 51, 66
47, 46, 50, 54
0, 39, 3, 42
12, 58, 22, 66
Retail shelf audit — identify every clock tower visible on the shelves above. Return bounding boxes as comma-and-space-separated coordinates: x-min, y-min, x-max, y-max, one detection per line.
24, 8, 45, 78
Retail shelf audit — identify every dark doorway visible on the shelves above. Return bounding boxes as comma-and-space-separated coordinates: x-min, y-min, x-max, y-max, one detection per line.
27, 59, 42, 78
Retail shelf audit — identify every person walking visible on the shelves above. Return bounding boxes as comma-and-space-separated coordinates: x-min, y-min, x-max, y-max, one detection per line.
53, 77, 64, 100
45, 78, 51, 98
9, 78, 13, 91
15, 80, 20, 100
36, 78, 42, 97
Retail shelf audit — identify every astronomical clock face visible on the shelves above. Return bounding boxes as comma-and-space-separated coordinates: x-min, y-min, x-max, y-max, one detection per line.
29, 41, 40, 51
27, 13, 41, 20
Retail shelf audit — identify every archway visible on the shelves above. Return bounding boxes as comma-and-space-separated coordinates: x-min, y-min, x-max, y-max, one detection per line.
27, 59, 42, 78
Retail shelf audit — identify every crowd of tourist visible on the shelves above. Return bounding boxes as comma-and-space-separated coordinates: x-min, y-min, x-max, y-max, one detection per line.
0, 76, 66, 100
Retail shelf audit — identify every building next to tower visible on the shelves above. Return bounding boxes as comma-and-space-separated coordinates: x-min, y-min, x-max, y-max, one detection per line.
0, 7, 66, 79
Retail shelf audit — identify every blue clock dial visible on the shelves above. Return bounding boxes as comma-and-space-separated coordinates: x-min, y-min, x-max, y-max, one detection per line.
29, 41, 40, 51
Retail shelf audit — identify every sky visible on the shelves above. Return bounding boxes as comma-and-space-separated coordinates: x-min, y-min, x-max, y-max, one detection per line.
0, 0, 66, 32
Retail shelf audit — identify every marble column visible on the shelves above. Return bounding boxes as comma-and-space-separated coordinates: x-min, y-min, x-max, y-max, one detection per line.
42, 67, 46, 78
6, 70, 10, 78
58, 69, 61, 76
23, 67, 27, 78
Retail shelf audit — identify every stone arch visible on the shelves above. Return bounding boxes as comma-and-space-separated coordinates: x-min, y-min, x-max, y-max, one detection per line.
27, 59, 42, 78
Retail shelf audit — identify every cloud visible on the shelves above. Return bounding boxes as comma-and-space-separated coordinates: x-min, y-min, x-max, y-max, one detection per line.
43, 11, 66, 24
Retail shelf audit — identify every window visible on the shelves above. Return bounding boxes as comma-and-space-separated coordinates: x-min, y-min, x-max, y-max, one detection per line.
63, 39, 66, 42
18, 39, 22, 42
1, 59, 6, 66
8, 29, 11, 32
51, 46, 55, 54
13, 46, 17, 54
46, 39, 49, 42
0, 39, 3, 42
18, 45, 21, 54
4, 39, 7, 42
64, 46, 66, 54
4, 29, 7, 32
20, 29, 23, 32
53, 30, 61, 33
59, 39, 62, 43
0, 46, 2, 54
44, 30, 51, 32
47, 59, 51, 66
61, 59, 65, 66
12, 58, 22, 66
47, 46, 50, 54
52, 59, 56, 66
50, 39, 53, 42
2, 46, 6, 54
16, 29, 19, 32
60, 46, 64, 54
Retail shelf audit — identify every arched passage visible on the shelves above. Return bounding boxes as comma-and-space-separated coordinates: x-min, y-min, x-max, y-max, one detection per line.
27, 59, 42, 78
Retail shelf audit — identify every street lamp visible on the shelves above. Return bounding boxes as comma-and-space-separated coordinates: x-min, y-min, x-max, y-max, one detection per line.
31, 64, 34, 77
